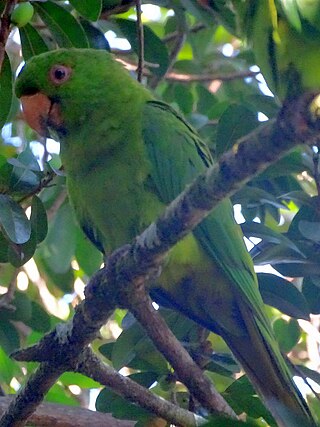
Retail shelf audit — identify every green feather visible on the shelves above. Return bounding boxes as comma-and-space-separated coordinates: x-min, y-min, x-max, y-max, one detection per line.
229, 0, 320, 99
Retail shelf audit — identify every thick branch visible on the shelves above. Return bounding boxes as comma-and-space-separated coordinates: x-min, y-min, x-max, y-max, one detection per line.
0, 396, 134, 427
0, 362, 67, 427
4, 93, 320, 426
124, 290, 235, 418
10, 265, 227, 424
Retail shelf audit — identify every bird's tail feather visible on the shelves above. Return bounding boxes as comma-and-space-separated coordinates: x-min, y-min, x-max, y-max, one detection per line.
223, 305, 315, 427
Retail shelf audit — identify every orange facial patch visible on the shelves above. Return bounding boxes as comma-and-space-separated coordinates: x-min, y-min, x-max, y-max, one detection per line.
20, 92, 63, 136
20, 93, 51, 136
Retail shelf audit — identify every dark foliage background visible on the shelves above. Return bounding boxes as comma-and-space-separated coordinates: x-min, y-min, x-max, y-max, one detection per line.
1, 1, 320, 425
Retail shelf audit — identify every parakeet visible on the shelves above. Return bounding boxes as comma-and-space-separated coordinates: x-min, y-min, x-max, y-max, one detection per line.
15, 49, 315, 426
224, 0, 320, 99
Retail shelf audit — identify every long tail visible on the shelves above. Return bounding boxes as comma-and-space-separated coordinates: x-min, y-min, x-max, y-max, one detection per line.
151, 287, 315, 426
222, 301, 315, 427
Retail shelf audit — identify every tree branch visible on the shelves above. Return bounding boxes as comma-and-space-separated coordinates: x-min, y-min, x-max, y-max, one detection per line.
165, 69, 259, 83
148, 3, 187, 89
0, 362, 68, 427
135, 0, 144, 83
0, 396, 135, 427
3, 93, 320, 426
0, 0, 17, 72
76, 347, 206, 427
123, 289, 235, 418
116, 56, 257, 83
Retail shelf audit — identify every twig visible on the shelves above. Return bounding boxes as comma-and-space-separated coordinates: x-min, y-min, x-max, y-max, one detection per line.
165, 69, 259, 83
0, 0, 17, 72
17, 169, 58, 204
116, 57, 259, 82
163, 23, 206, 43
135, 0, 144, 82
76, 348, 206, 427
46, 188, 67, 221
0, 269, 18, 310
148, 3, 187, 89
112, 22, 206, 57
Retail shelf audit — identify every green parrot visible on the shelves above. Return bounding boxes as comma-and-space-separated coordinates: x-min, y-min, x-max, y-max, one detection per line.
222, 0, 320, 99
15, 49, 314, 426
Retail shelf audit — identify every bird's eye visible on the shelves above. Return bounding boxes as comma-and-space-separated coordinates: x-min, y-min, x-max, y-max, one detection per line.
49, 65, 72, 85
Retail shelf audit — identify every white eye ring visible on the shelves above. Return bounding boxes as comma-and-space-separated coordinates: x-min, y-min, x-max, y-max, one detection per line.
49, 65, 72, 85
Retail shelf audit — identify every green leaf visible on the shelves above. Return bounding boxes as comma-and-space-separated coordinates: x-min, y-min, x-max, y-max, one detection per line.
205, 352, 240, 377
111, 317, 167, 373
75, 228, 103, 276
234, 186, 286, 210
244, 94, 279, 118
0, 195, 30, 244
216, 104, 258, 156
298, 220, 320, 242
287, 200, 320, 240
45, 383, 79, 406
59, 372, 100, 388
281, 190, 315, 207
224, 376, 275, 425
0, 347, 22, 384
242, 222, 302, 252
281, 0, 302, 33
5, 291, 32, 322
273, 318, 301, 353
31, 196, 48, 244
196, 84, 219, 118
99, 342, 114, 360
0, 155, 13, 192
43, 202, 77, 274
19, 24, 49, 60
128, 371, 159, 388
34, 1, 89, 48
0, 320, 20, 354
251, 241, 307, 266
7, 232, 37, 267
96, 387, 152, 421
180, 0, 213, 22
115, 18, 169, 77
203, 416, 261, 426
35, 252, 74, 292
302, 277, 320, 314
111, 323, 148, 370
69, 0, 102, 21
258, 273, 310, 319
25, 301, 51, 333
174, 84, 194, 114
265, 148, 313, 179
0, 52, 13, 129
296, 365, 320, 388
80, 19, 110, 50
275, 260, 320, 278
0, 231, 9, 262
9, 148, 41, 194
